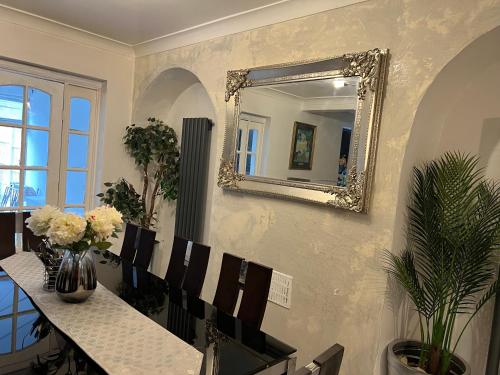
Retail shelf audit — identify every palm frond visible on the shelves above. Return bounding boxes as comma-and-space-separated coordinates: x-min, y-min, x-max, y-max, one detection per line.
384, 152, 500, 374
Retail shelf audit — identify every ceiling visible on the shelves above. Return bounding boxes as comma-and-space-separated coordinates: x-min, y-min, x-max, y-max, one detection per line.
266, 77, 359, 98
0, 0, 285, 45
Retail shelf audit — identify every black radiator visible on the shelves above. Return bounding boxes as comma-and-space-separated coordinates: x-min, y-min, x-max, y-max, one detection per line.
174, 118, 213, 243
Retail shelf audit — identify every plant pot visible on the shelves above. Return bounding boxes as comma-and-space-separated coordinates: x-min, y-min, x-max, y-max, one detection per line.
387, 339, 471, 375
55, 249, 97, 303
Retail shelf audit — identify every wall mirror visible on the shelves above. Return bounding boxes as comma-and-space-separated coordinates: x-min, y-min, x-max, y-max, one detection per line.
219, 48, 388, 212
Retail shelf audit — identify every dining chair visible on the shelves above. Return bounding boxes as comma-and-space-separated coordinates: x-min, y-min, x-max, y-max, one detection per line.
295, 344, 344, 375
237, 261, 273, 329
120, 223, 138, 262
213, 253, 244, 315
0, 212, 16, 260
182, 242, 210, 297
164, 236, 188, 288
22, 211, 44, 252
133, 227, 156, 269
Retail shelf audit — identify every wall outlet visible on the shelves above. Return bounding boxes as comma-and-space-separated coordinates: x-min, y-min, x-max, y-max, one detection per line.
268, 271, 293, 309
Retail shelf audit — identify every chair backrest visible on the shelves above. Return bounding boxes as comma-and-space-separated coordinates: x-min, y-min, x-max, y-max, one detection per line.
120, 223, 138, 262
295, 344, 344, 375
164, 236, 188, 288
0, 212, 16, 260
182, 242, 210, 297
213, 253, 244, 315
237, 261, 273, 329
22, 212, 43, 252
133, 227, 156, 269
315, 344, 344, 375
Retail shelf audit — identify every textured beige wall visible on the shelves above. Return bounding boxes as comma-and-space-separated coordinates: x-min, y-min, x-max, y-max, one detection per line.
133, 1, 500, 373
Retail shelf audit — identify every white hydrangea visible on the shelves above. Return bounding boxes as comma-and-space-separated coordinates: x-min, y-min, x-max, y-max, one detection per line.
25, 205, 62, 236
47, 213, 87, 246
85, 206, 123, 241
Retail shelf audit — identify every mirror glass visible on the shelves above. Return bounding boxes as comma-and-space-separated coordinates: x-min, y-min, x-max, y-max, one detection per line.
236, 76, 360, 187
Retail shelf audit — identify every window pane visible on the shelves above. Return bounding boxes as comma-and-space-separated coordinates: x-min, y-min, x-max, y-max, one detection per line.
65, 171, 86, 205
64, 207, 84, 216
246, 154, 256, 175
27, 88, 50, 127
0, 169, 20, 208
0, 126, 22, 166
68, 134, 88, 168
247, 129, 258, 152
17, 288, 34, 313
0, 279, 14, 316
15, 312, 39, 350
0, 318, 12, 354
235, 153, 240, 173
25, 129, 49, 167
69, 97, 91, 132
0, 85, 24, 125
237, 129, 242, 151
24, 170, 47, 207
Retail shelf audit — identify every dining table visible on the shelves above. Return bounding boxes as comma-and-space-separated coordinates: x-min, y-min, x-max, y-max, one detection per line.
0, 249, 296, 375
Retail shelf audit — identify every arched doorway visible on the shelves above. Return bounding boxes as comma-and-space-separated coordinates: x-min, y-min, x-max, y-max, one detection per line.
133, 67, 217, 277
393, 25, 500, 374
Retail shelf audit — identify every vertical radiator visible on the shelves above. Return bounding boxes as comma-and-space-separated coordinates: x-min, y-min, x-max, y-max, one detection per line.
175, 118, 213, 243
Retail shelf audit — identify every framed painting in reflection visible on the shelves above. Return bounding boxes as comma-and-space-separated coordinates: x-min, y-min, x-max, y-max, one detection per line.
289, 122, 316, 170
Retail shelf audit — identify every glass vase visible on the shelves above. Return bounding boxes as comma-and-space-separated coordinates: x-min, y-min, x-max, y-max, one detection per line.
55, 249, 97, 303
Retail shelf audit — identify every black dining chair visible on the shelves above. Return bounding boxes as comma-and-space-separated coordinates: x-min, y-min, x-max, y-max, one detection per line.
0, 212, 16, 260
22, 211, 44, 252
133, 227, 156, 269
182, 242, 210, 297
120, 223, 138, 262
164, 236, 188, 288
213, 253, 244, 315
237, 261, 273, 330
295, 344, 344, 375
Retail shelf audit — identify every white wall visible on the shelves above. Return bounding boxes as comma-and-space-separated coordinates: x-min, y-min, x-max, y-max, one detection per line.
241, 88, 349, 183
0, 6, 136, 203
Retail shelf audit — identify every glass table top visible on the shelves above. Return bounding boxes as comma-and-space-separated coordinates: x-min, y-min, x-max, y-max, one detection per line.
0, 250, 296, 374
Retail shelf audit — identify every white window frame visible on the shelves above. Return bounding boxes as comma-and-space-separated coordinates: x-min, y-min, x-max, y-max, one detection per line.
59, 85, 99, 214
237, 113, 265, 176
0, 59, 103, 213
0, 71, 63, 211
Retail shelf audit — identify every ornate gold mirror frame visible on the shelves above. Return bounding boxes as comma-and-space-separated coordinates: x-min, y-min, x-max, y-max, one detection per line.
219, 48, 389, 212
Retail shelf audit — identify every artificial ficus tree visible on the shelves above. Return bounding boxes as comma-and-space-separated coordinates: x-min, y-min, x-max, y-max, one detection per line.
98, 117, 180, 229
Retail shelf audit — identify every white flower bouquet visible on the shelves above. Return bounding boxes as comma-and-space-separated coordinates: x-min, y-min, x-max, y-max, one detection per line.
26, 205, 123, 253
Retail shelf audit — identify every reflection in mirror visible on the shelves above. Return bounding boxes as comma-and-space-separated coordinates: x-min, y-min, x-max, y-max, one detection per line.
221, 48, 388, 212
237, 77, 359, 187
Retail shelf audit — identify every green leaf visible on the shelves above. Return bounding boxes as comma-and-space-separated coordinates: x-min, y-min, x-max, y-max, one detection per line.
383, 152, 500, 374
95, 241, 112, 250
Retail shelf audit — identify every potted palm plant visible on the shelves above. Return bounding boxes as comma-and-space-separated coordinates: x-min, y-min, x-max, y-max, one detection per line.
384, 152, 500, 375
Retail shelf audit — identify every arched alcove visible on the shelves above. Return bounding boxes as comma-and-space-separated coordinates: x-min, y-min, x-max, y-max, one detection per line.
392, 25, 500, 373
133, 67, 217, 277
